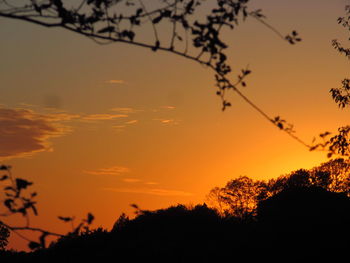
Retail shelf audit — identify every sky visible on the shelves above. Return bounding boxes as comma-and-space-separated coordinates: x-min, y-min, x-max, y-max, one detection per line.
0, 0, 349, 250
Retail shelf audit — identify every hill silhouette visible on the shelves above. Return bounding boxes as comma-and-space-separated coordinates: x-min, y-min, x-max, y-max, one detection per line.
2, 186, 350, 262
1, 159, 350, 261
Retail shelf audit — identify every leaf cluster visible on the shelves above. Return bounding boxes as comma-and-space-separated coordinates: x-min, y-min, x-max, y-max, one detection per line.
311, 126, 350, 159
1, 166, 37, 218
0, 165, 95, 251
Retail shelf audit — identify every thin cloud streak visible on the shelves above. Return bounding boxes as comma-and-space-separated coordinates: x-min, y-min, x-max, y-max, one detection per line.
161, 106, 176, 110
122, 178, 142, 183
125, 120, 138, 124
82, 114, 128, 121
110, 107, 141, 114
105, 80, 125, 84
84, 166, 130, 176
153, 118, 180, 125
144, 182, 160, 185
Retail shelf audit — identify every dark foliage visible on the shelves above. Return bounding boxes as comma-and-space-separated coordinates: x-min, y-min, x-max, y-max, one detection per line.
1, 3, 350, 261
332, 5, 350, 61
0, 222, 9, 250
0, 165, 94, 251
3, 195, 350, 262
208, 158, 350, 218
256, 186, 350, 254
257, 186, 350, 232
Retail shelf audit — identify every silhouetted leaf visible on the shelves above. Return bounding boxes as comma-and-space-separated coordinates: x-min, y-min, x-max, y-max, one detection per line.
130, 204, 139, 210
15, 178, 33, 191
152, 15, 163, 24
4, 199, 14, 210
0, 165, 10, 170
86, 213, 94, 224
0, 175, 8, 181
58, 216, 73, 222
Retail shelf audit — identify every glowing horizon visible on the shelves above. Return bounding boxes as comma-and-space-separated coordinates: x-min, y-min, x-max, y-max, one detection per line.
0, 0, 349, 251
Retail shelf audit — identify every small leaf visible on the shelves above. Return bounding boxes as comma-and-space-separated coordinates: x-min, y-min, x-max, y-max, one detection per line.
86, 213, 94, 224
130, 204, 139, 209
4, 199, 14, 210
152, 15, 163, 24
0, 165, 10, 170
244, 70, 251, 75
16, 178, 33, 191
0, 175, 8, 181
58, 216, 73, 222
136, 8, 143, 16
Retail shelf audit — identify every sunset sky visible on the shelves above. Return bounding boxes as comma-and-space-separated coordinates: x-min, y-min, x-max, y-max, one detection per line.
1, 0, 349, 250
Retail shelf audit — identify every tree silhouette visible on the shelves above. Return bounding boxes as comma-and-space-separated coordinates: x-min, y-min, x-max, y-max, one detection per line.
208, 158, 350, 218
1, 0, 350, 252
256, 185, 350, 250
207, 176, 266, 219
28, 204, 254, 262
2, 161, 350, 259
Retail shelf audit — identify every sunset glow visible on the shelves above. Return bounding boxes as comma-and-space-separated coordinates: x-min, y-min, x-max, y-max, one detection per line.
1, 0, 349, 251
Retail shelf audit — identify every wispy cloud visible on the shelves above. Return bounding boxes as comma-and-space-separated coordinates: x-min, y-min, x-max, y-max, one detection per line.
153, 118, 180, 125
0, 103, 179, 160
125, 120, 138, 124
144, 181, 160, 185
122, 178, 142, 183
152, 106, 177, 112
112, 119, 138, 132
161, 106, 176, 110
84, 166, 130, 176
0, 108, 70, 159
82, 114, 128, 121
46, 113, 81, 121
105, 80, 125, 85
112, 125, 126, 130
110, 107, 141, 114
103, 187, 193, 197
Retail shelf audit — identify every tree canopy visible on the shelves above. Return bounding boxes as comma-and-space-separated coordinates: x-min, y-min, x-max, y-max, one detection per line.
207, 158, 350, 219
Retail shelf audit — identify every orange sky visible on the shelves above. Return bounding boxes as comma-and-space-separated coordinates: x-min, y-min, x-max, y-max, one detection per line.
0, 0, 349, 251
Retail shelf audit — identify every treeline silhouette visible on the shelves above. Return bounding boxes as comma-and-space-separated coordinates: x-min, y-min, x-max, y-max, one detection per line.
1, 158, 350, 262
